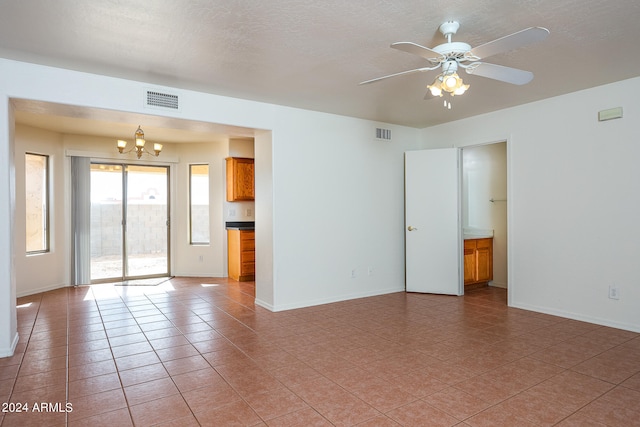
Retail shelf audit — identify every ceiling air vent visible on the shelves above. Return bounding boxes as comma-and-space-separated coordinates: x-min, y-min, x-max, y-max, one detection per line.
145, 90, 179, 110
375, 127, 392, 141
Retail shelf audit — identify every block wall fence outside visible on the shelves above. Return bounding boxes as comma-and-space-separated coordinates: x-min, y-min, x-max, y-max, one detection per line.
91, 203, 168, 256
90, 203, 210, 256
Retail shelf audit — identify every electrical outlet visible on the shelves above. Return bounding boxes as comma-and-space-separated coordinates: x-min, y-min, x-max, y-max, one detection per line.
609, 285, 620, 300
229, 209, 236, 217
198, 255, 204, 263
351, 269, 357, 279
367, 266, 374, 276
246, 208, 252, 217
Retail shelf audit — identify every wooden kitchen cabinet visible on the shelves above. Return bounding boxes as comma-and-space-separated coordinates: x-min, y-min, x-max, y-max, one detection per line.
226, 157, 254, 201
464, 237, 493, 287
228, 229, 255, 281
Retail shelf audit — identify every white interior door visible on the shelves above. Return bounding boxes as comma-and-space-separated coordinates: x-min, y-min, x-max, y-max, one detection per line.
405, 148, 462, 295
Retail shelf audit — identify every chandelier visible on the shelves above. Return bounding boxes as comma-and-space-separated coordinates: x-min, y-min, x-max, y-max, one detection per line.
427, 60, 469, 109
116, 126, 163, 159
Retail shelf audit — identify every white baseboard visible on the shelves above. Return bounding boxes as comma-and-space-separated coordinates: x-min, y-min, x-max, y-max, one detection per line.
0, 332, 19, 358
511, 301, 640, 333
254, 298, 275, 311
169, 272, 223, 278
490, 281, 508, 289
16, 283, 69, 298
258, 286, 404, 312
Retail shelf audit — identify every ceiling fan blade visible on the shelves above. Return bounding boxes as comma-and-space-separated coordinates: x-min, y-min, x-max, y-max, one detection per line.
466, 62, 534, 85
391, 42, 444, 62
359, 67, 434, 85
469, 27, 549, 60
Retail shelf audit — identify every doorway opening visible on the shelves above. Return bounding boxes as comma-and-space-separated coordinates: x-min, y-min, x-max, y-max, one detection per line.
461, 141, 508, 292
404, 142, 508, 300
90, 162, 170, 283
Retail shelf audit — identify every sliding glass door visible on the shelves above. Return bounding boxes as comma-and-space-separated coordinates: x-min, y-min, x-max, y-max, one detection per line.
125, 165, 169, 277
90, 164, 123, 281
90, 163, 170, 282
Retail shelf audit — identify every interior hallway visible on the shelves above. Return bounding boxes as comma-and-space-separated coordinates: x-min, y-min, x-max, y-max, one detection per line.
1, 278, 639, 426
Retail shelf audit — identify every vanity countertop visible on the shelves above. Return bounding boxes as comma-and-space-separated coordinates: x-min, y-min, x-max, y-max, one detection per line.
225, 221, 255, 230
463, 228, 494, 240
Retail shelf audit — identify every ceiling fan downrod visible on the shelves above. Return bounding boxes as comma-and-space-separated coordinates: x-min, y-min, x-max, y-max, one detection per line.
439, 21, 460, 44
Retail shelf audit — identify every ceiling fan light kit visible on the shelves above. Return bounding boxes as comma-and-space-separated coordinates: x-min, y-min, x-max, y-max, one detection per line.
427, 60, 470, 100
360, 20, 549, 108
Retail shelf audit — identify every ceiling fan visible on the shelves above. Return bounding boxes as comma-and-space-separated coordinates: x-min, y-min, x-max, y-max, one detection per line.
360, 21, 549, 103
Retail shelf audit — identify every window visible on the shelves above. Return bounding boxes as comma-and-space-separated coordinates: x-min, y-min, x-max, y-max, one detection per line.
189, 164, 210, 245
25, 153, 50, 253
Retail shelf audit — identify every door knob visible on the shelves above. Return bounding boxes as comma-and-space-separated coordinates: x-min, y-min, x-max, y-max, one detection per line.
407, 226, 418, 231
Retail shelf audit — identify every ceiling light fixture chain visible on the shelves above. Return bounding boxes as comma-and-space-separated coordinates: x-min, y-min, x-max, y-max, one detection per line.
116, 125, 163, 159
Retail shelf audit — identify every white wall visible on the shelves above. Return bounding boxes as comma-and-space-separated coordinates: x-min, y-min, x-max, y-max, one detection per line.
267, 107, 421, 310
0, 98, 18, 357
174, 141, 228, 277
421, 77, 640, 332
1, 58, 637, 360
0, 58, 420, 355
254, 131, 274, 307
14, 124, 67, 297
462, 142, 508, 288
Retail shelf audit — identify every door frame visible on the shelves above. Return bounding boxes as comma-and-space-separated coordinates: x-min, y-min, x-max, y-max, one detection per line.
459, 138, 511, 305
406, 138, 511, 304
90, 161, 172, 283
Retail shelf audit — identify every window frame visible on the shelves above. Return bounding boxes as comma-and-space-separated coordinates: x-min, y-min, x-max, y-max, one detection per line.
189, 163, 210, 245
25, 152, 50, 255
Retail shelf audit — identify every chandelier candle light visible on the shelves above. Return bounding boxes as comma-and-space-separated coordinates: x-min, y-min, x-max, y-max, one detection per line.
116, 126, 163, 159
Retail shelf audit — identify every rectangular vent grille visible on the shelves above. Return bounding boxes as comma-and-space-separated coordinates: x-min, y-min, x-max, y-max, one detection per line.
375, 127, 392, 141
146, 91, 179, 110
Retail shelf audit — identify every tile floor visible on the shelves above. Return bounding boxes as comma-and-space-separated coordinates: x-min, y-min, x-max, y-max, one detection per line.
1, 278, 639, 426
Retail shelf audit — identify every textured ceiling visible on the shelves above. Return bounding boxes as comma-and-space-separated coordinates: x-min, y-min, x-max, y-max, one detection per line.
2, 0, 640, 135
